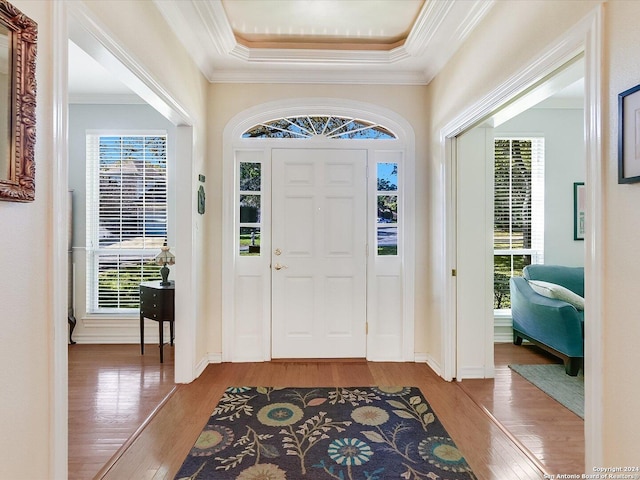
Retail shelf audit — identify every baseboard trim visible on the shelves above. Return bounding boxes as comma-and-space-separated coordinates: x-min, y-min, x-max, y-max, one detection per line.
195, 356, 209, 378
494, 333, 514, 344
457, 366, 487, 379
424, 353, 444, 378
71, 334, 167, 344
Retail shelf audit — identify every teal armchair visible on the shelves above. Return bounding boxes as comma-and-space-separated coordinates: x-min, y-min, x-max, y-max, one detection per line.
509, 265, 584, 376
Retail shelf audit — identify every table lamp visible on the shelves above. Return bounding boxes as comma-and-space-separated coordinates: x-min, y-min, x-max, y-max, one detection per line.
155, 245, 175, 286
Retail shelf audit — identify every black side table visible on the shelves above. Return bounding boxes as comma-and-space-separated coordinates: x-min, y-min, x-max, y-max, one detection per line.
139, 281, 175, 363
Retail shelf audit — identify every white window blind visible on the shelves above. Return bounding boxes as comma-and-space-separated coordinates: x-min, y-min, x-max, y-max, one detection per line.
86, 134, 168, 313
494, 137, 545, 310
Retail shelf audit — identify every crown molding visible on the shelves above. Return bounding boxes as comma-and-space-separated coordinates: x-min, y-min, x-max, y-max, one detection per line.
453, 0, 495, 43
192, 0, 236, 54
209, 68, 428, 85
229, 43, 412, 65
405, 0, 455, 57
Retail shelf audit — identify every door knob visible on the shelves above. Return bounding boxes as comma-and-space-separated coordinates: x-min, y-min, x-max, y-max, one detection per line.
273, 263, 288, 271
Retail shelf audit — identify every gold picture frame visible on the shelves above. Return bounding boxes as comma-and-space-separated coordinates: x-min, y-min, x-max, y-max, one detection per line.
0, 0, 37, 202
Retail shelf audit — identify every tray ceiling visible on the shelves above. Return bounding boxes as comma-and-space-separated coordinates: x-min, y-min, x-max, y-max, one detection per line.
153, 0, 495, 85
222, 0, 423, 50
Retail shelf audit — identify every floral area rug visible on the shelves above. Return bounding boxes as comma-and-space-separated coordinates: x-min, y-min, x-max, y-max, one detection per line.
174, 386, 476, 480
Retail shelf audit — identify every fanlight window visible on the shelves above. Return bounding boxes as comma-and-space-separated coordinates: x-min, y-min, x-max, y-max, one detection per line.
242, 116, 397, 139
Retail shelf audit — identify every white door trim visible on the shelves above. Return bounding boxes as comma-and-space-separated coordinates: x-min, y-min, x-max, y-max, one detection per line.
52, 4, 69, 477
438, 5, 603, 468
223, 98, 416, 362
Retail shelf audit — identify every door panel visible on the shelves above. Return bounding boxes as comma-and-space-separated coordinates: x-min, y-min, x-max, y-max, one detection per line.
456, 127, 495, 379
272, 148, 367, 358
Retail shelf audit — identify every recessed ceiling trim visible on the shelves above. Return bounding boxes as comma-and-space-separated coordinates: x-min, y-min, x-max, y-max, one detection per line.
154, 0, 494, 85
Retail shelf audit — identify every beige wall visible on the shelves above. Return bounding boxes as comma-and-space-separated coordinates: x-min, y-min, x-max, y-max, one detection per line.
0, 1, 52, 478
428, 0, 640, 464
206, 83, 430, 354
603, 0, 640, 463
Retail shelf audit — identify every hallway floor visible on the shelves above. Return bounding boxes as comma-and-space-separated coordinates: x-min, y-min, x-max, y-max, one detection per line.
68, 343, 584, 479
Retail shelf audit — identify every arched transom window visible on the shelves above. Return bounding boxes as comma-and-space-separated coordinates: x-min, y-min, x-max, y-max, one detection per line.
242, 115, 397, 139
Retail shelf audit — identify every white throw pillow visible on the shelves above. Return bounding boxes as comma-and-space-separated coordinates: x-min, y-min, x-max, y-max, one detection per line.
528, 280, 585, 311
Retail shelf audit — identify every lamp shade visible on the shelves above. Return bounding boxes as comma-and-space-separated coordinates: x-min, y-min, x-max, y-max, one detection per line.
155, 245, 175, 266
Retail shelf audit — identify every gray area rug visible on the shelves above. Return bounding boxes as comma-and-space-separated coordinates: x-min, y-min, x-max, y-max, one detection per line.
509, 364, 584, 418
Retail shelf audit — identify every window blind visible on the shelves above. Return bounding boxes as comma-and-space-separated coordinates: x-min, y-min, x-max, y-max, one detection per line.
494, 137, 544, 309
86, 134, 168, 312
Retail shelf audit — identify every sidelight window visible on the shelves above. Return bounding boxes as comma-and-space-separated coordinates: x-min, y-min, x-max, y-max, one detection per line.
239, 162, 262, 256
377, 162, 399, 255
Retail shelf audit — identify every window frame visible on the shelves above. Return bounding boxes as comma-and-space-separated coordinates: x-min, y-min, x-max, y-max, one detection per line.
376, 161, 399, 256
85, 131, 169, 314
493, 136, 545, 313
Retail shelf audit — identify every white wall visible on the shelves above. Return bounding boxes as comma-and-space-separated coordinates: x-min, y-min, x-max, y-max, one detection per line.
68, 103, 176, 343
603, 0, 640, 463
0, 1, 53, 478
496, 107, 585, 266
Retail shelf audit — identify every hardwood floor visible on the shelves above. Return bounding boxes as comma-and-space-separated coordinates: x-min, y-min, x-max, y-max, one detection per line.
460, 343, 585, 475
69, 344, 584, 480
68, 344, 176, 480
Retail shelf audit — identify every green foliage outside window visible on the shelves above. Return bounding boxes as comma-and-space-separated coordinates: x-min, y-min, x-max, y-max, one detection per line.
494, 139, 535, 309
98, 259, 160, 309
494, 254, 531, 309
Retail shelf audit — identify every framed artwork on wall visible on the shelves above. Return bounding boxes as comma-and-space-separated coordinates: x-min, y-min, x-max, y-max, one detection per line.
618, 83, 640, 183
0, 0, 38, 202
197, 174, 205, 214
573, 182, 585, 241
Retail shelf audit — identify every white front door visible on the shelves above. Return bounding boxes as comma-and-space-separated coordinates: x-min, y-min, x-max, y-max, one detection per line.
271, 148, 367, 358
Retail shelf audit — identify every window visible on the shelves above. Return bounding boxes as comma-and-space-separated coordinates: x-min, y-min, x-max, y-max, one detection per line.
86, 133, 168, 312
243, 115, 396, 139
240, 114, 401, 256
494, 137, 544, 310
239, 162, 262, 256
377, 162, 399, 255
